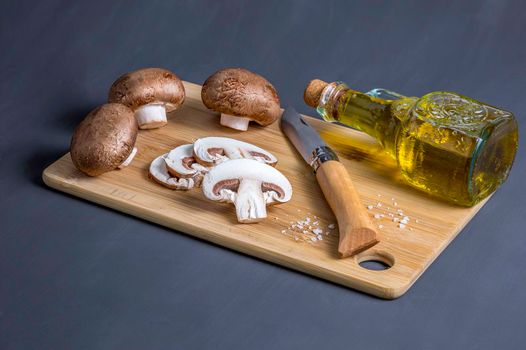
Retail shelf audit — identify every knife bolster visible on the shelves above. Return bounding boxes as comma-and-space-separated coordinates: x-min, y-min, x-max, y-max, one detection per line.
310, 146, 339, 171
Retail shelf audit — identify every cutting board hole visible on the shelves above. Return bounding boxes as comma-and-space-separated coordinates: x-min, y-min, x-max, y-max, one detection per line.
359, 260, 391, 270
356, 251, 394, 271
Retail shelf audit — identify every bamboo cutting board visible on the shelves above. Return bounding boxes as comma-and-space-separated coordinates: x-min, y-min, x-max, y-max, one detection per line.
43, 81, 488, 299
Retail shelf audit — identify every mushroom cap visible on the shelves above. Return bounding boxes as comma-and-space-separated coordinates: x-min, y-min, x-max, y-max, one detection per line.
193, 136, 278, 167
70, 103, 138, 176
202, 159, 292, 204
108, 68, 185, 112
201, 68, 281, 126
164, 144, 209, 178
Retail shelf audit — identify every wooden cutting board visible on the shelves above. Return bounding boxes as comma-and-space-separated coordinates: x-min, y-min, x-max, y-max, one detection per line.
43, 81, 489, 299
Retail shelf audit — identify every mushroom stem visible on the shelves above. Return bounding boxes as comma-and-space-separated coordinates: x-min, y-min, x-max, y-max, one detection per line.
118, 147, 137, 169
220, 113, 250, 131
135, 103, 167, 129
234, 179, 267, 223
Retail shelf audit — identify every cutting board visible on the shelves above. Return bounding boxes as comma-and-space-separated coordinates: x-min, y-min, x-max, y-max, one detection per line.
43, 81, 488, 299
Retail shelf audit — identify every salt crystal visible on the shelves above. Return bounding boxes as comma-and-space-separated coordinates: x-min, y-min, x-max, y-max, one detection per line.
367, 205, 374, 210
317, 235, 323, 240
310, 237, 318, 242
302, 230, 308, 234
281, 230, 286, 234
378, 225, 384, 229
328, 223, 336, 229
398, 223, 406, 229
312, 228, 323, 235
403, 216, 410, 222
393, 218, 399, 222
374, 214, 381, 219
313, 221, 319, 225
377, 202, 382, 207
393, 202, 398, 206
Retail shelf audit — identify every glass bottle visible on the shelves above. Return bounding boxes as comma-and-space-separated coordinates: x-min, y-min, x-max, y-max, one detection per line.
304, 80, 519, 206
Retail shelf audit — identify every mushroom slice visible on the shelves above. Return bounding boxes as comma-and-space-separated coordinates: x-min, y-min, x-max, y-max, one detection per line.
202, 159, 292, 223
164, 144, 209, 178
70, 103, 138, 176
149, 153, 200, 190
201, 68, 281, 131
108, 68, 185, 129
193, 137, 277, 167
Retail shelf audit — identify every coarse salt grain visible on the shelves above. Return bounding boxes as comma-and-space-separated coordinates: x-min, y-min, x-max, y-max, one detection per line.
374, 214, 382, 219
312, 228, 323, 235
328, 223, 335, 229
367, 205, 374, 210
378, 225, 384, 229
398, 223, 406, 229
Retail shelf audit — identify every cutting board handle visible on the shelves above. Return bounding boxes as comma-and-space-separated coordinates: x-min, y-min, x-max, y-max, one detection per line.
316, 160, 379, 258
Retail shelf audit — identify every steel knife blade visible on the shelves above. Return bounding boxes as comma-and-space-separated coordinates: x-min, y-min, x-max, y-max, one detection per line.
280, 107, 339, 171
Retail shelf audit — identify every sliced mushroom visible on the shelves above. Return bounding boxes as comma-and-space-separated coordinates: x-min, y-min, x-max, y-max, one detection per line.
193, 137, 277, 167
108, 68, 185, 129
149, 153, 201, 190
202, 159, 292, 223
201, 68, 281, 131
164, 144, 209, 178
70, 103, 138, 176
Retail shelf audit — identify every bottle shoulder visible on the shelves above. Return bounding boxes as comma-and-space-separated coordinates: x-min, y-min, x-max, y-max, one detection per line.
411, 91, 514, 136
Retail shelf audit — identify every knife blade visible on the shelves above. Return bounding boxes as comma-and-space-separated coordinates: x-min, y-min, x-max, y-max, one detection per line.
281, 107, 378, 258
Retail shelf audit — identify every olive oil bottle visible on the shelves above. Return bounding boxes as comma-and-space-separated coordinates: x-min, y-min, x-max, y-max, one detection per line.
304, 80, 519, 206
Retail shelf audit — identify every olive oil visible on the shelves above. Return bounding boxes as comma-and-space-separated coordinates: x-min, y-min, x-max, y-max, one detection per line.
306, 80, 518, 206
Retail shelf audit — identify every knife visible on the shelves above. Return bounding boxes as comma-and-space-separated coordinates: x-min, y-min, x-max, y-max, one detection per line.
281, 107, 378, 258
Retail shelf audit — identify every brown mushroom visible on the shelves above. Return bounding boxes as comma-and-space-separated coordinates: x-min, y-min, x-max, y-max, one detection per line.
70, 103, 138, 176
108, 68, 185, 129
201, 68, 281, 131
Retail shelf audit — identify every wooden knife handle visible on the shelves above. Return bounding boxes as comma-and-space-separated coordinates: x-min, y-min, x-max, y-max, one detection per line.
316, 160, 379, 258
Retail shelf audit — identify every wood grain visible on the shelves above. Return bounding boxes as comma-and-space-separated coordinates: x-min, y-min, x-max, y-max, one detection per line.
42, 81, 489, 299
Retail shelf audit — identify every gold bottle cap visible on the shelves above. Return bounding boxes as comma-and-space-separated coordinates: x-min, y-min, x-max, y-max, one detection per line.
304, 79, 328, 107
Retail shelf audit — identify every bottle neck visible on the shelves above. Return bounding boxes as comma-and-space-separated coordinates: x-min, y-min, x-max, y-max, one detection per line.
316, 82, 401, 157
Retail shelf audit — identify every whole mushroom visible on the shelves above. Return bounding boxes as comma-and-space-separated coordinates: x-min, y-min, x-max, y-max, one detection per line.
193, 136, 277, 167
70, 103, 138, 176
202, 159, 292, 223
108, 67, 185, 129
201, 68, 281, 131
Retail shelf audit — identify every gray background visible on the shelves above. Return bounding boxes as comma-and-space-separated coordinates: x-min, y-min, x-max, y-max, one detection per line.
1, 0, 525, 349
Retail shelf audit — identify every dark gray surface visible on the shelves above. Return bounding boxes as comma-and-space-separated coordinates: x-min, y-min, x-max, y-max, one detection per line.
1, 0, 525, 349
